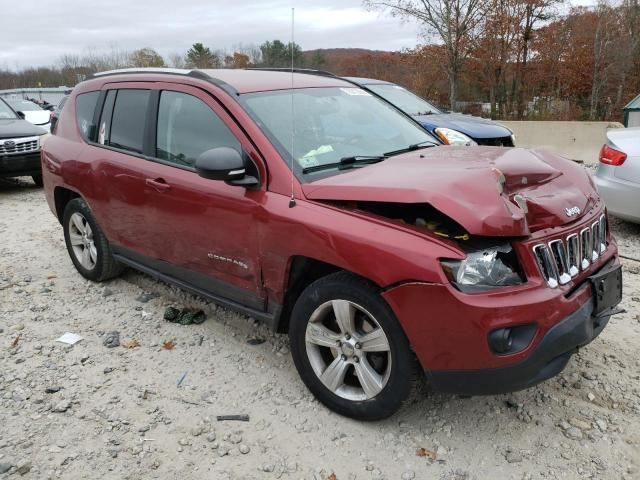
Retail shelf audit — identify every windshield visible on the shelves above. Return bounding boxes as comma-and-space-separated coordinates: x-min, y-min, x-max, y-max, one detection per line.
0, 99, 18, 119
241, 87, 437, 178
366, 84, 441, 116
7, 100, 43, 112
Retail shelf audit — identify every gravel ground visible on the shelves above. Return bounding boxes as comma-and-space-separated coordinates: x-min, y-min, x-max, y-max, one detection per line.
1, 177, 639, 480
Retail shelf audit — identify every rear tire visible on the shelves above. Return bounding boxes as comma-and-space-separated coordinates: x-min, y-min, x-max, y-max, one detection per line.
289, 271, 414, 420
62, 198, 123, 282
32, 174, 43, 187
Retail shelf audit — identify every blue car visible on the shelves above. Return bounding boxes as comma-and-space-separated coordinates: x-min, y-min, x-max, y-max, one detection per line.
345, 77, 515, 147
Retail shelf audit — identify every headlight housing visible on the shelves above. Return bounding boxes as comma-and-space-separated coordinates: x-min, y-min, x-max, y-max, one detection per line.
434, 127, 477, 146
441, 243, 525, 292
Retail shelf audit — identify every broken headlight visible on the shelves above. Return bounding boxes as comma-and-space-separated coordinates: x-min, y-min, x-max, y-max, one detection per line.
441, 243, 525, 292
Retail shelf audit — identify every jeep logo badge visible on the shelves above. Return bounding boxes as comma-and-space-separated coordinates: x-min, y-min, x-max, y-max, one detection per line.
565, 206, 581, 217
3, 140, 15, 148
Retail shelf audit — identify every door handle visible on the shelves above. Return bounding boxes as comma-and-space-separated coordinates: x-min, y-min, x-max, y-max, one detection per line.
145, 178, 171, 192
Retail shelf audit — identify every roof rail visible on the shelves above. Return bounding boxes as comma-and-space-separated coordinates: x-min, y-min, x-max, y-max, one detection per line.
91, 67, 194, 78
245, 67, 337, 78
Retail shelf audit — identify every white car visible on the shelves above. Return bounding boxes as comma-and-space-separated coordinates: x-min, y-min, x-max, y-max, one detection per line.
594, 127, 640, 223
5, 99, 51, 132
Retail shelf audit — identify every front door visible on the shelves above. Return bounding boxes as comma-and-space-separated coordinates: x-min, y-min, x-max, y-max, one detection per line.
139, 84, 266, 310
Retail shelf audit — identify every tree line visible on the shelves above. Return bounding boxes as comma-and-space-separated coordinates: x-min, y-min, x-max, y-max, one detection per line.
0, 40, 312, 92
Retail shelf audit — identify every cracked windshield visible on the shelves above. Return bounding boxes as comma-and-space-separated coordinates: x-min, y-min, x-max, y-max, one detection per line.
242, 87, 436, 175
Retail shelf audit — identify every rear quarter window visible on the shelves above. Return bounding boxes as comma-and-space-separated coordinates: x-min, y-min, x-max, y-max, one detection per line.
75, 91, 100, 142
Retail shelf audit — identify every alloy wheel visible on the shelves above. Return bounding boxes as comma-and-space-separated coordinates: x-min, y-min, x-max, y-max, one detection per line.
68, 212, 97, 270
305, 299, 392, 401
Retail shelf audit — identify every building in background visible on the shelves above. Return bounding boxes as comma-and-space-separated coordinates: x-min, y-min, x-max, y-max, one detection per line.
624, 94, 640, 127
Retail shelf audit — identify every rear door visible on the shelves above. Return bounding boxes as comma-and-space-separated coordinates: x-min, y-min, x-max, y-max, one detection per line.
87, 84, 160, 258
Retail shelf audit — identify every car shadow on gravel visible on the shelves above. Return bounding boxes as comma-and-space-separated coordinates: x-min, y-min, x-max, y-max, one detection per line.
0, 176, 41, 192
610, 215, 640, 237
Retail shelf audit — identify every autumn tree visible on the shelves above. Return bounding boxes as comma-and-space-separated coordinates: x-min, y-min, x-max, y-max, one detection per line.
129, 48, 165, 68
510, 0, 564, 119
224, 52, 251, 68
365, 0, 486, 110
186, 43, 220, 68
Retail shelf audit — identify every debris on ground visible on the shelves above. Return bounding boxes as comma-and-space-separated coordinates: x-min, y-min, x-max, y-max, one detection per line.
162, 340, 176, 350
164, 306, 207, 325
216, 414, 250, 422
103, 331, 120, 348
416, 447, 437, 461
177, 371, 188, 387
121, 338, 141, 349
247, 337, 266, 345
10, 334, 20, 348
55, 332, 83, 345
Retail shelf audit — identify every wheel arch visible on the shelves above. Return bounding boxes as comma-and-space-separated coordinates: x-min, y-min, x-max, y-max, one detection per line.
53, 186, 81, 224
274, 255, 383, 333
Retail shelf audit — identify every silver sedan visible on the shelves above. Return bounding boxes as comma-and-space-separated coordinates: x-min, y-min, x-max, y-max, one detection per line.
594, 127, 640, 223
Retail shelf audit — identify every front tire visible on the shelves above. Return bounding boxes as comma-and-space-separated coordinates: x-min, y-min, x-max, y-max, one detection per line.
289, 272, 414, 420
63, 198, 122, 282
32, 174, 43, 187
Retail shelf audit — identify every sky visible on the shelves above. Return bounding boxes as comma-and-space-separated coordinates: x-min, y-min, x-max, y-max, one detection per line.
1, 0, 596, 70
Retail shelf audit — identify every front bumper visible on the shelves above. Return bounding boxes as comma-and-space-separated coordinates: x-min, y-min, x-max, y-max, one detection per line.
0, 151, 42, 177
426, 298, 609, 395
382, 252, 620, 395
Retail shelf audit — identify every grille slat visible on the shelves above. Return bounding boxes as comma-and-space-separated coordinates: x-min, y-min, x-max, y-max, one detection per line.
533, 214, 607, 288
0, 136, 40, 155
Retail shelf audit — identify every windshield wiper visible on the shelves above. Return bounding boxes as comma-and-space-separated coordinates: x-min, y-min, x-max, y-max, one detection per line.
383, 140, 438, 157
302, 155, 387, 174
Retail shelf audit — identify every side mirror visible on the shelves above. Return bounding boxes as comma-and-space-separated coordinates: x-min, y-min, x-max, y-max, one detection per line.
16, 111, 25, 119
195, 147, 259, 188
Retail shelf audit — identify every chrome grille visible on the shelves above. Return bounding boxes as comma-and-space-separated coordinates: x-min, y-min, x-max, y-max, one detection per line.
0, 136, 40, 155
533, 214, 607, 288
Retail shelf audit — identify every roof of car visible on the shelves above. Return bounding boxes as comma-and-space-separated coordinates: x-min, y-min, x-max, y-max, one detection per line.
92, 68, 354, 94
343, 77, 395, 86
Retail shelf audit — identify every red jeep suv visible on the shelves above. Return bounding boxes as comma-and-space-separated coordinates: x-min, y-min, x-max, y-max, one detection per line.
42, 68, 622, 420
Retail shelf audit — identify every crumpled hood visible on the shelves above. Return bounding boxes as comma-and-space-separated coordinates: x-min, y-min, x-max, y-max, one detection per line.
302, 147, 598, 237
415, 113, 512, 140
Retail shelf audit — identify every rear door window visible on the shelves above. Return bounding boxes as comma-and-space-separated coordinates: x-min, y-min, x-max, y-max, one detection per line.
75, 91, 100, 142
156, 91, 240, 167
108, 89, 150, 154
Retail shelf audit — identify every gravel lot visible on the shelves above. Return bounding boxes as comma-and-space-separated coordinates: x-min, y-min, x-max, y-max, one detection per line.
1, 177, 639, 480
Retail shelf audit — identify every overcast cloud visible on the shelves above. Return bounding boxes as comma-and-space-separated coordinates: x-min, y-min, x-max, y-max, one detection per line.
1, 0, 597, 70
0, 0, 423, 70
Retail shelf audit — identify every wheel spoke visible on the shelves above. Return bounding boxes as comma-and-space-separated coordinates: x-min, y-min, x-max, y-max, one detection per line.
85, 223, 93, 239
89, 244, 98, 263
306, 323, 341, 348
69, 232, 84, 246
71, 214, 85, 234
319, 355, 349, 393
80, 247, 92, 269
355, 357, 384, 398
332, 300, 356, 336
358, 328, 390, 352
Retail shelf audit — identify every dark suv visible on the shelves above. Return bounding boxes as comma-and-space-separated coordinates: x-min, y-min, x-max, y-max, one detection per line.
0, 97, 48, 186
43, 68, 622, 420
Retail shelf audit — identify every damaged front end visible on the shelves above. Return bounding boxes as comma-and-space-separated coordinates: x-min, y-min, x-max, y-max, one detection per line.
330, 200, 527, 292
